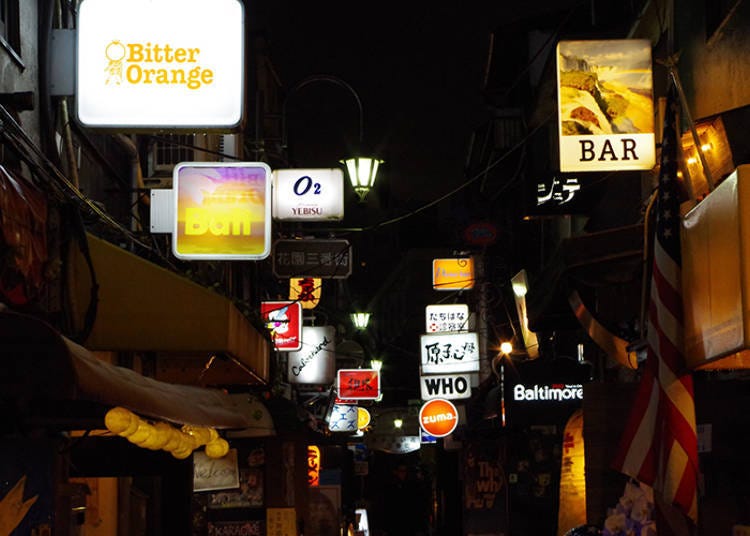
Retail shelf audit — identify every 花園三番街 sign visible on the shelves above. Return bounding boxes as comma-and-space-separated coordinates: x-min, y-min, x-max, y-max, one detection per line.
76, 0, 244, 129
273, 239, 352, 279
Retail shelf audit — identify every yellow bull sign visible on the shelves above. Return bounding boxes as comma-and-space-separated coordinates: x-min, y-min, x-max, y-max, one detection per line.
173, 162, 271, 260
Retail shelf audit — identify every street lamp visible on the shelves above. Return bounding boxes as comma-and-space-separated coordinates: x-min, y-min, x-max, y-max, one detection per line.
281, 74, 383, 202
342, 156, 383, 203
351, 312, 371, 330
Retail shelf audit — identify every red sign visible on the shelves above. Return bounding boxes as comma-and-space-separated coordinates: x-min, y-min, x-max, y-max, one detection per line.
337, 369, 380, 400
419, 398, 459, 437
260, 301, 302, 351
463, 221, 498, 246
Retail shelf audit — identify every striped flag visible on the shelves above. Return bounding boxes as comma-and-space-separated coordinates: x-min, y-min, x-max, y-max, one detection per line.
611, 84, 699, 523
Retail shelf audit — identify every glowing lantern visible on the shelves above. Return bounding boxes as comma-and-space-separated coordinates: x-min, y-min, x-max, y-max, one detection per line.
289, 277, 321, 309
104, 407, 136, 435
307, 445, 321, 487
205, 438, 230, 459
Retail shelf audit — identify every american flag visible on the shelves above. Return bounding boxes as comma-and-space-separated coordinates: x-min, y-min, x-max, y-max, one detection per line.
611, 84, 699, 523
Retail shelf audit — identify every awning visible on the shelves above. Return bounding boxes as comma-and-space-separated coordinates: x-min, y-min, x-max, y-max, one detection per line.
682, 165, 750, 369
0, 310, 256, 429
69, 233, 270, 383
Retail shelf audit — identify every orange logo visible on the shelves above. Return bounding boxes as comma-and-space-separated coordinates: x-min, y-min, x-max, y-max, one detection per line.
419, 398, 458, 437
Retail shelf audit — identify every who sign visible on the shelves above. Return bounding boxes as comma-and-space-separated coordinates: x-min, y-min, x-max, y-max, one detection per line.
420, 373, 472, 400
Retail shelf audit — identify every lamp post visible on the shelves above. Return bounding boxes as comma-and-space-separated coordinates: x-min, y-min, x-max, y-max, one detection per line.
281, 74, 383, 202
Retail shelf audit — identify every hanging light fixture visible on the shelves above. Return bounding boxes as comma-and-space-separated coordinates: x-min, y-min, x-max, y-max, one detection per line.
281, 74, 383, 203
343, 156, 383, 202
351, 312, 371, 329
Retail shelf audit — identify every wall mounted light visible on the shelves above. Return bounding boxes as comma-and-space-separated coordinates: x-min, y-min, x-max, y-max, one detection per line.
281, 74, 383, 203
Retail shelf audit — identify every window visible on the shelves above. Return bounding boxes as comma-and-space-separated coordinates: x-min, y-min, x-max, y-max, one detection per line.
0, 0, 21, 63
152, 134, 196, 172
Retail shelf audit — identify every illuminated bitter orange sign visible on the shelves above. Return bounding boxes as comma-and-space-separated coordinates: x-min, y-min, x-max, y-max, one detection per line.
432, 258, 474, 291
172, 163, 271, 260
419, 398, 459, 438
77, 0, 244, 129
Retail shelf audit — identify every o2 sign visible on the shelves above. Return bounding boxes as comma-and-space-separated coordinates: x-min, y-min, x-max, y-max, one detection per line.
272, 168, 344, 221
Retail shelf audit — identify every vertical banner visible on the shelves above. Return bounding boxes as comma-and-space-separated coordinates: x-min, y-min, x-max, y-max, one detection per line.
557, 409, 587, 535
557, 39, 654, 172
461, 439, 508, 535
267, 508, 298, 536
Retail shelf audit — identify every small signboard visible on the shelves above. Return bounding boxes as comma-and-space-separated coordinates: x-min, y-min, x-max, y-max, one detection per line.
328, 404, 359, 433
420, 332, 480, 374
260, 301, 303, 351
287, 326, 335, 384
337, 369, 380, 400
420, 373, 472, 400
419, 398, 459, 438
433, 258, 474, 291
272, 168, 344, 221
172, 162, 271, 260
193, 448, 240, 492
273, 239, 352, 279
557, 39, 655, 172
267, 508, 298, 536
425, 303, 470, 333
289, 277, 321, 309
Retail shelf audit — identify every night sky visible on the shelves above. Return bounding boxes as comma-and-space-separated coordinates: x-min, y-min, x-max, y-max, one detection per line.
252, 2, 496, 204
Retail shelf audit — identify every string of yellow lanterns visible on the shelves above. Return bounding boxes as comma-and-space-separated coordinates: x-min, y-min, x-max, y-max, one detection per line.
104, 406, 230, 459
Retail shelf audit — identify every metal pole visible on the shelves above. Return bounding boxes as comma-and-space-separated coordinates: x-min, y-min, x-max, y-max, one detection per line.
281, 74, 365, 152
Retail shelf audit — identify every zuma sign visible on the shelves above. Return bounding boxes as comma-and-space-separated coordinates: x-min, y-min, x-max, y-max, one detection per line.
557, 39, 655, 172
